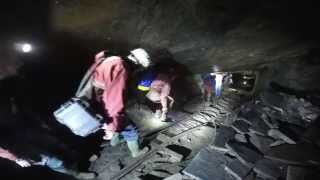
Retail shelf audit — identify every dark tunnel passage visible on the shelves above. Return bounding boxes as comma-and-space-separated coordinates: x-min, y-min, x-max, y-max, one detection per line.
1, 0, 320, 180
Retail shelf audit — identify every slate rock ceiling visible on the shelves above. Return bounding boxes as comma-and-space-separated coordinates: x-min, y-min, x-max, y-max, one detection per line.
1, 0, 319, 91
52, 0, 319, 72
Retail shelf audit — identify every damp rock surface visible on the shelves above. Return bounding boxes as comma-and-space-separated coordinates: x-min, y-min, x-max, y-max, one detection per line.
183, 147, 233, 180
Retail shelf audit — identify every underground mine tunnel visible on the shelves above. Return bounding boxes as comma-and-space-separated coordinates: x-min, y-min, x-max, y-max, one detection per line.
1, 0, 320, 180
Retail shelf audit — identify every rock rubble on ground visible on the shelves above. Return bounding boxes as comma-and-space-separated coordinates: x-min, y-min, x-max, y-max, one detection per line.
183, 90, 320, 180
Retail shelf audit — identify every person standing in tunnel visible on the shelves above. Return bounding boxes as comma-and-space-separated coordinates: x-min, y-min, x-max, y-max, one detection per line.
201, 73, 215, 103
145, 68, 176, 121
211, 65, 227, 98
0, 145, 97, 179
0, 147, 31, 167
91, 49, 150, 158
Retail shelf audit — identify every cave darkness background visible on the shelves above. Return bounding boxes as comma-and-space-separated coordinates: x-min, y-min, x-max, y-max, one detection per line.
1, 0, 320, 90
1, 0, 320, 179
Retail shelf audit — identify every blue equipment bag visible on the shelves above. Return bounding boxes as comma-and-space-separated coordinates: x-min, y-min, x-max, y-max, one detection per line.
137, 70, 156, 91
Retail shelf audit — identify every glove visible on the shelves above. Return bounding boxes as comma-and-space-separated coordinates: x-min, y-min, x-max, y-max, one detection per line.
15, 159, 31, 167
32, 155, 49, 166
101, 123, 114, 140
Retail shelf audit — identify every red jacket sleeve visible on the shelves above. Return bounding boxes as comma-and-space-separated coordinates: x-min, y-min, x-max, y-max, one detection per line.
104, 63, 128, 132
0, 147, 17, 161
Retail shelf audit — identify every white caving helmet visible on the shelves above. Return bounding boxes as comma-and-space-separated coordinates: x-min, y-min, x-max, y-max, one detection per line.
127, 48, 151, 68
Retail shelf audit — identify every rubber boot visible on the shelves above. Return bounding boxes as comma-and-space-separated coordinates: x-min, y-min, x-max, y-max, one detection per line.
127, 140, 149, 158
154, 109, 162, 119
159, 112, 167, 122
110, 132, 121, 146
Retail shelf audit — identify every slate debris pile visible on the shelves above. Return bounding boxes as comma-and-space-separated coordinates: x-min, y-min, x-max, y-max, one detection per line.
185, 91, 320, 180
259, 91, 320, 127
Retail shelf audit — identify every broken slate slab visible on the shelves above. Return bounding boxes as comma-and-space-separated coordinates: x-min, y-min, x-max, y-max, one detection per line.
162, 147, 184, 163
149, 170, 171, 178
278, 121, 305, 140
260, 91, 285, 110
253, 159, 281, 180
249, 118, 270, 136
232, 120, 251, 134
249, 133, 274, 154
265, 143, 320, 166
225, 159, 251, 180
286, 166, 307, 180
226, 141, 263, 168
255, 176, 266, 180
239, 109, 261, 124
183, 147, 232, 180
282, 116, 306, 128
261, 113, 279, 129
164, 174, 182, 180
269, 140, 286, 147
286, 166, 320, 180
235, 133, 247, 143
302, 121, 320, 145
164, 173, 187, 180
243, 171, 255, 180
237, 117, 253, 125
211, 126, 236, 152
268, 129, 296, 145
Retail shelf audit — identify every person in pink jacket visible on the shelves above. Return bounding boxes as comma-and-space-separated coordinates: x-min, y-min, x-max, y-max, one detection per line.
0, 146, 96, 179
92, 48, 151, 157
146, 73, 175, 121
0, 147, 31, 167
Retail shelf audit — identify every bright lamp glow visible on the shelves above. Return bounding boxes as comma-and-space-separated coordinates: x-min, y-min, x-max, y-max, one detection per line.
21, 43, 33, 53
215, 74, 223, 97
